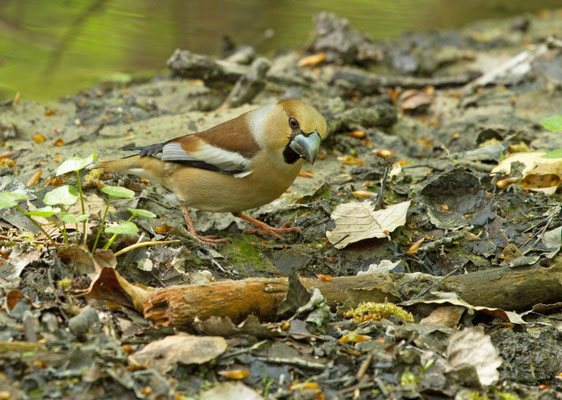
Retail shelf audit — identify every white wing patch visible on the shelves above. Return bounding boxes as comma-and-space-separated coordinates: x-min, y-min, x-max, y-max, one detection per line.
191, 143, 250, 171
161, 142, 251, 173
248, 103, 274, 148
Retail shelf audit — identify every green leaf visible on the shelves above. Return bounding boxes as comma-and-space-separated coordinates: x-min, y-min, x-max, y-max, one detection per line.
61, 212, 90, 223
0, 192, 28, 209
105, 221, 139, 235
542, 149, 562, 159
127, 208, 157, 219
56, 153, 97, 176
101, 186, 135, 199
24, 206, 61, 218
540, 115, 562, 132
43, 185, 79, 206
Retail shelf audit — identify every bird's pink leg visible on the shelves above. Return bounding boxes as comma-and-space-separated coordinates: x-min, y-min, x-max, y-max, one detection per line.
235, 213, 300, 240
181, 206, 227, 247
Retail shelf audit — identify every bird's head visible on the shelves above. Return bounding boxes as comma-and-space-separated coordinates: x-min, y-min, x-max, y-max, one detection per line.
251, 99, 327, 165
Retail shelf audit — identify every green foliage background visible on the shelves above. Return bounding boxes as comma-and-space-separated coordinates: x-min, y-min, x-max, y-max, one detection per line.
0, 0, 560, 101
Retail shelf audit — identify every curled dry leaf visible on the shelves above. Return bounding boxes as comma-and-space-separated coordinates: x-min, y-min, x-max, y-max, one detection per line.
218, 369, 250, 380
326, 200, 411, 249
297, 52, 326, 67
297, 169, 314, 178
447, 326, 502, 386
406, 238, 424, 254
85, 267, 154, 313
26, 169, 42, 187
200, 382, 264, 400
352, 190, 377, 199
338, 155, 365, 165
492, 151, 562, 194
420, 305, 465, 328
32, 134, 46, 143
399, 89, 432, 112
6, 290, 25, 310
401, 294, 526, 324
347, 130, 366, 138
339, 332, 371, 343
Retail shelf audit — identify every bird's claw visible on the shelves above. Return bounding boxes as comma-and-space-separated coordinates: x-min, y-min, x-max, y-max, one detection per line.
244, 222, 300, 240
191, 234, 228, 248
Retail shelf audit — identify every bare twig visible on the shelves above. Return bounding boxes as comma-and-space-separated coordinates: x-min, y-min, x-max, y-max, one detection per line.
374, 161, 392, 211
113, 239, 181, 257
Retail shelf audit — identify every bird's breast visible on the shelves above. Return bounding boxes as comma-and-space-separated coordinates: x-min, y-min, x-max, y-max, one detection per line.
168, 157, 303, 213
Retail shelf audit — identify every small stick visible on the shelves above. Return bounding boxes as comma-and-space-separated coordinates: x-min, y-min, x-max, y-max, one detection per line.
113, 240, 181, 257
374, 161, 391, 211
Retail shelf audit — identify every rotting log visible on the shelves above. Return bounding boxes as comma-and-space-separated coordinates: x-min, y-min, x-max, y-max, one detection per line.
442, 261, 562, 311
142, 259, 562, 327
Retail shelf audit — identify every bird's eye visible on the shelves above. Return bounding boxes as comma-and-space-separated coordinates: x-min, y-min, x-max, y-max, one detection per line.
289, 117, 299, 130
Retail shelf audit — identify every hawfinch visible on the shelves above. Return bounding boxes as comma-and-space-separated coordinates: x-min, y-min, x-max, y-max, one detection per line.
98, 99, 327, 246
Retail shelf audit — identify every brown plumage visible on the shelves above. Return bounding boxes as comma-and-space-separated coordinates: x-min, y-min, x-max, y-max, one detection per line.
98, 99, 327, 246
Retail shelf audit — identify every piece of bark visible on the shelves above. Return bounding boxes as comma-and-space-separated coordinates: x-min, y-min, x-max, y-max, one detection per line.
167, 49, 248, 88
143, 259, 562, 328
306, 12, 383, 65
220, 57, 271, 108
332, 68, 481, 93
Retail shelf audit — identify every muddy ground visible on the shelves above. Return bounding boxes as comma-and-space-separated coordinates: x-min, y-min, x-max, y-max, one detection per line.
1, 10, 562, 400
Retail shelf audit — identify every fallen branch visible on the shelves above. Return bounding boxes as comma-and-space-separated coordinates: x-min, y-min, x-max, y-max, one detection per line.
167, 49, 249, 88
86, 258, 562, 328
332, 68, 481, 93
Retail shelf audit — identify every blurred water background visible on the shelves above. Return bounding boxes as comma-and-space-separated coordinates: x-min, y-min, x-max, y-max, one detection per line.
0, 0, 559, 101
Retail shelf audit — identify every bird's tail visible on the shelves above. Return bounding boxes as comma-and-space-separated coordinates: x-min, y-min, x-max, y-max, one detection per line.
92, 156, 142, 174
92, 155, 167, 183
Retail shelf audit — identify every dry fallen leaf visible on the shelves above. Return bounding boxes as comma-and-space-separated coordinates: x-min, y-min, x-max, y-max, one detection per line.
85, 267, 154, 313
352, 190, 377, 199
338, 155, 365, 165
492, 151, 562, 194
326, 201, 411, 249
420, 305, 465, 328
339, 333, 371, 343
347, 130, 366, 138
399, 89, 432, 112
200, 382, 264, 400
32, 134, 46, 143
129, 334, 227, 373
297, 52, 326, 67
406, 238, 424, 254
26, 169, 42, 187
447, 326, 502, 386
218, 369, 250, 380
401, 293, 526, 324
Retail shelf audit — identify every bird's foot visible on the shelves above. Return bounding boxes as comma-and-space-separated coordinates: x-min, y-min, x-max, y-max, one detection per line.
180, 205, 227, 248
238, 214, 300, 240
190, 233, 228, 248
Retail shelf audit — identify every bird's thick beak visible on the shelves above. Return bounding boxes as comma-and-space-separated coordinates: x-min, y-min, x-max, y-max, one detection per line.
289, 131, 321, 164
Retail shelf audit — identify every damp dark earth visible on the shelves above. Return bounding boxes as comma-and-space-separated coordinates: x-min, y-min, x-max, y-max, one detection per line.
1, 7, 562, 400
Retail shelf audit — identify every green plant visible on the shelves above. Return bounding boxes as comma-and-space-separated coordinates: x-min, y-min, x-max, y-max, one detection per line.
102, 208, 156, 250
540, 115, 562, 159
0, 192, 57, 246
91, 186, 135, 253
42, 185, 84, 247
55, 153, 97, 243
0, 154, 167, 255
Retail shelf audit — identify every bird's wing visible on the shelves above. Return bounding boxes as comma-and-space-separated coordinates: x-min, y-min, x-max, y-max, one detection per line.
123, 115, 261, 177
